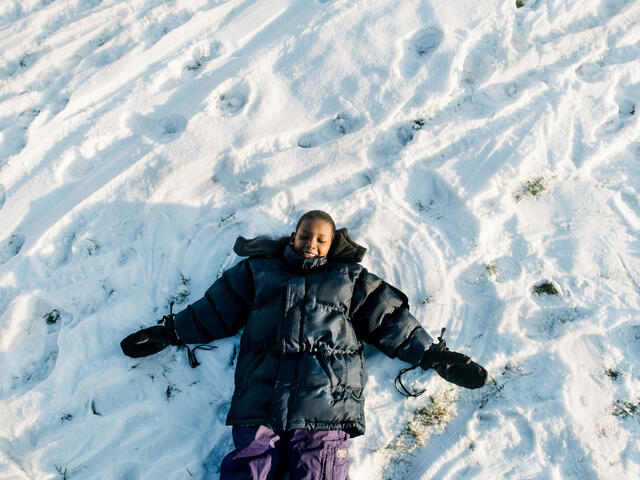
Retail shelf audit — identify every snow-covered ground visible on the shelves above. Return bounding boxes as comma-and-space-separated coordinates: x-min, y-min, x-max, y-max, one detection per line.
1, 0, 639, 478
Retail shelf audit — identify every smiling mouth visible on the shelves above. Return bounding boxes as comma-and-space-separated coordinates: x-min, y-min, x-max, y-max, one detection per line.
303, 252, 317, 258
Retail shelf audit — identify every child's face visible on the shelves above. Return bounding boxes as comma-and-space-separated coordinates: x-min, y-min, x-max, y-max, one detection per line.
290, 219, 333, 258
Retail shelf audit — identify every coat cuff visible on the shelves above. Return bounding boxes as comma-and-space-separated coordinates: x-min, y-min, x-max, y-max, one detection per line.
394, 327, 434, 365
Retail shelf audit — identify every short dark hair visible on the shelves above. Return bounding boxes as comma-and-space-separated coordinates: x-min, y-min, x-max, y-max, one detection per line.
295, 210, 336, 238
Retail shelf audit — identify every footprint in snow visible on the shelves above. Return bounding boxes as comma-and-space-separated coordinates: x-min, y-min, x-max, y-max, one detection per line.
0, 297, 62, 395
217, 82, 250, 116
504, 410, 536, 459
185, 41, 222, 72
0, 233, 26, 265
0, 50, 42, 78
398, 26, 443, 77
0, 128, 26, 161
412, 27, 443, 58
0, 2, 22, 28
461, 33, 500, 88
56, 149, 96, 183
599, 0, 628, 16
142, 10, 195, 48
0, 108, 40, 161
85, 41, 131, 68
127, 113, 187, 144
596, 102, 635, 137
395, 119, 425, 146
575, 62, 607, 83
596, 83, 638, 135
615, 83, 638, 120
522, 307, 586, 340
297, 112, 361, 148
368, 119, 425, 161
152, 41, 223, 93
618, 98, 636, 119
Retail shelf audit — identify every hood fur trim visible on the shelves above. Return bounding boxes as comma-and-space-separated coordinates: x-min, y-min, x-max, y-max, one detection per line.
233, 228, 367, 262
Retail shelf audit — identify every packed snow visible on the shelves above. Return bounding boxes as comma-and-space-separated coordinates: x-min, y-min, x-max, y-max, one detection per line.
1, 0, 639, 478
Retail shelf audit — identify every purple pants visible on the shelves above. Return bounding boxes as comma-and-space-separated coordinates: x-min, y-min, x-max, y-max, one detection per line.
220, 426, 350, 480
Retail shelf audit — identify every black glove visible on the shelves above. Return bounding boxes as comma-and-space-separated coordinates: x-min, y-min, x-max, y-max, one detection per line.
121, 322, 180, 358
421, 343, 488, 389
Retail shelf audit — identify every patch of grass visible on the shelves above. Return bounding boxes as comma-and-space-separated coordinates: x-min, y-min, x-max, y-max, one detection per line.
19, 53, 34, 68
420, 295, 433, 305
331, 113, 352, 135
532, 280, 559, 296
169, 290, 189, 305
411, 395, 455, 429
479, 377, 504, 409
169, 272, 191, 305
44, 309, 61, 325
485, 263, 498, 278
165, 383, 181, 401
415, 199, 442, 220
611, 400, 639, 418
516, 0, 526, 8
515, 176, 546, 201
86, 238, 100, 255
385, 390, 457, 460
415, 199, 430, 212
605, 368, 623, 380
502, 364, 530, 377
186, 59, 203, 71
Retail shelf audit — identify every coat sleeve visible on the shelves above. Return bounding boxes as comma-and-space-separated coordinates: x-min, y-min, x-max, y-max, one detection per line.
349, 268, 433, 365
173, 259, 253, 344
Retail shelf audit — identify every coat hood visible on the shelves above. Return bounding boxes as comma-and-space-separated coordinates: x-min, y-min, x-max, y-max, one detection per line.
233, 228, 367, 262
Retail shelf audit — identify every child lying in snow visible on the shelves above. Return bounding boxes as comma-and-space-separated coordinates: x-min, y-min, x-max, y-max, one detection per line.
121, 210, 487, 479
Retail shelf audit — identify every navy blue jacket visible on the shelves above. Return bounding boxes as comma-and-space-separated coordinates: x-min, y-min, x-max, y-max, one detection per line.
173, 232, 433, 436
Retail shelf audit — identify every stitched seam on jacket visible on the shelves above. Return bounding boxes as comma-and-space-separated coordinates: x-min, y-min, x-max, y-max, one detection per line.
188, 305, 213, 341
203, 291, 233, 336
220, 273, 246, 314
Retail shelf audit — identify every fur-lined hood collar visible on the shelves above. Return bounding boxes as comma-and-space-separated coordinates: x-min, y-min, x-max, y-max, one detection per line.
233, 228, 367, 263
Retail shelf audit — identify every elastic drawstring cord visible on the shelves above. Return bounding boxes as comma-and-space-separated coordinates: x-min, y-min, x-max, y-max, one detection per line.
160, 301, 217, 368
186, 344, 216, 368
394, 327, 447, 398
394, 363, 425, 397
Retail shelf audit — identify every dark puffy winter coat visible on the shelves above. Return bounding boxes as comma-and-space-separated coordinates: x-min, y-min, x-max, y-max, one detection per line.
173, 230, 433, 437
